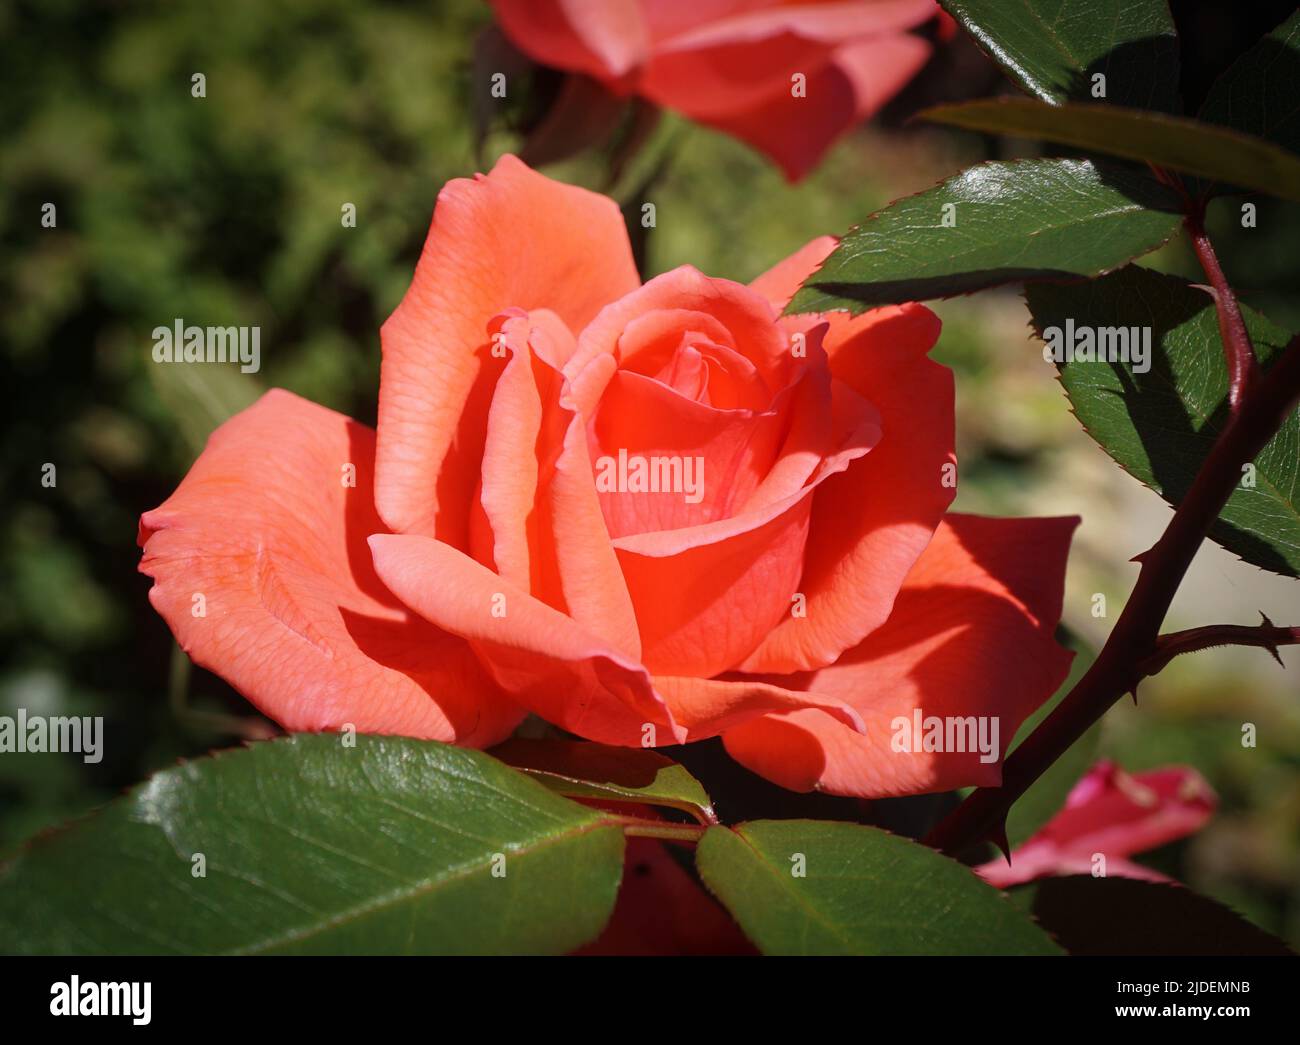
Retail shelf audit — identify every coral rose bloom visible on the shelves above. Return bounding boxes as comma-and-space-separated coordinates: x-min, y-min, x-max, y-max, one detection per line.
139, 156, 1076, 797
489, 0, 939, 181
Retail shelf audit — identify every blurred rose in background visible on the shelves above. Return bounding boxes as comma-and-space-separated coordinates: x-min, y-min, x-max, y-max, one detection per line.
489, 0, 942, 179
979, 761, 1217, 888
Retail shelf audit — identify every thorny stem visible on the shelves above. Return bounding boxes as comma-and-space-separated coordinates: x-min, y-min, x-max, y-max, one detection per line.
926, 223, 1300, 858
1140, 618, 1300, 675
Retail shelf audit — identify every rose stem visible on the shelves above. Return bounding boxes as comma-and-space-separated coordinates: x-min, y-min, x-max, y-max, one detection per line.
926, 197, 1300, 858
605, 816, 708, 844
1139, 618, 1300, 674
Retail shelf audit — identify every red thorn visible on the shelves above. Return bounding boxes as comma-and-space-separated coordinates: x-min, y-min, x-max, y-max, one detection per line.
1259, 612, 1286, 666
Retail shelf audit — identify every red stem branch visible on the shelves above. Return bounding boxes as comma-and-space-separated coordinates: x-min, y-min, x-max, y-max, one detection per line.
1140, 617, 1299, 675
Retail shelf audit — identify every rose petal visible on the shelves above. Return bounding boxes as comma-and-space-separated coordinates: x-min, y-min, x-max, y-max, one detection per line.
654, 674, 865, 739
138, 390, 523, 746
739, 299, 951, 674
568, 266, 793, 403
469, 309, 572, 589
376, 154, 639, 546
466, 307, 643, 659
723, 514, 1078, 798
369, 532, 678, 745
741, 355, 875, 511
654, 0, 939, 50
490, 0, 650, 79
591, 369, 789, 537
611, 362, 879, 678
641, 1, 935, 121
640, 32, 844, 121
638, 1, 756, 45
619, 491, 813, 678
547, 408, 645, 658
616, 307, 769, 410
684, 34, 932, 181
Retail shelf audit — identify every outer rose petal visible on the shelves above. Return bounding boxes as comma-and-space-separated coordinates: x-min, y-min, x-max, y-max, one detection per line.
368, 534, 866, 744
490, 0, 649, 80
368, 533, 679, 746
722, 514, 1078, 798
654, 675, 865, 738
977, 762, 1218, 888
665, 34, 931, 181
138, 390, 523, 746
375, 154, 639, 546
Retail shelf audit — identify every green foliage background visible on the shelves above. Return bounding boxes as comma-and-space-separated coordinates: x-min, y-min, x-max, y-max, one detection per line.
1, 0, 1297, 945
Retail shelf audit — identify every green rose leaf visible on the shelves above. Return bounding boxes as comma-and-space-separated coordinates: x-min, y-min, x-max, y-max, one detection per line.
1030, 876, 1293, 955
491, 738, 717, 824
695, 820, 1062, 955
788, 158, 1181, 315
0, 734, 624, 955
1025, 265, 1300, 577
923, 98, 1300, 202
1198, 11, 1300, 158
938, 0, 1180, 112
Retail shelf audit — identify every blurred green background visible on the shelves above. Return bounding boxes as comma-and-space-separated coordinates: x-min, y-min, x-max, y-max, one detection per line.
2, 0, 1297, 945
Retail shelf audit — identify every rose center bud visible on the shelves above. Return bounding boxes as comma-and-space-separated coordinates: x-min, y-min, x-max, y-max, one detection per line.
559, 265, 883, 678
586, 297, 807, 540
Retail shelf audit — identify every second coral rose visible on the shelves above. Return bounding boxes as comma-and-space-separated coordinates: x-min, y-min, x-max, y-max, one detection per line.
489, 0, 941, 180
